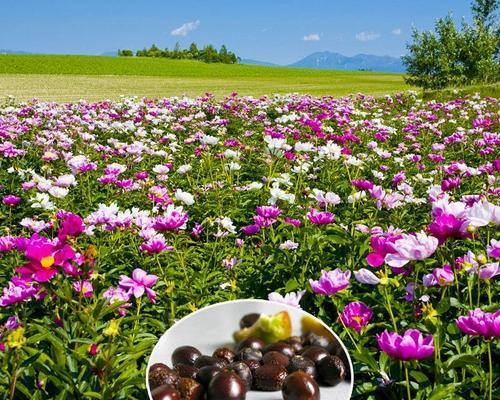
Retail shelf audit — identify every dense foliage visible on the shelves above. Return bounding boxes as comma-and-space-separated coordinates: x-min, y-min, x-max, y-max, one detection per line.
0, 92, 498, 400
118, 42, 239, 64
403, 0, 499, 90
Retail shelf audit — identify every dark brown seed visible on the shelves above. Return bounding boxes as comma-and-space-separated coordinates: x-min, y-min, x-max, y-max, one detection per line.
253, 364, 288, 391
177, 377, 204, 400
301, 346, 330, 365
285, 336, 304, 354
240, 313, 260, 329
150, 363, 172, 373
262, 351, 290, 367
151, 384, 181, 400
207, 371, 246, 400
226, 361, 252, 391
317, 355, 347, 386
196, 365, 222, 387
302, 332, 330, 348
213, 347, 236, 364
333, 347, 351, 380
149, 367, 180, 390
287, 355, 317, 379
242, 359, 261, 374
237, 347, 262, 361
236, 336, 266, 352
194, 355, 227, 369
175, 364, 199, 380
172, 346, 202, 367
264, 342, 295, 358
282, 371, 320, 400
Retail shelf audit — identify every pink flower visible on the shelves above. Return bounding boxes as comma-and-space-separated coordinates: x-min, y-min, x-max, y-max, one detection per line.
487, 239, 500, 258
2, 195, 21, 207
102, 287, 131, 316
139, 235, 173, 254
119, 268, 158, 303
456, 309, 500, 339
339, 301, 373, 332
428, 214, 467, 244
366, 232, 402, 267
354, 268, 380, 285
57, 213, 84, 241
0, 277, 38, 307
73, 280, 93, 298
307, 208, 334, 225
284, 217, 302, 227
385, 232, 438, 269
309, 268, 350, 295
377, 329, 434, 361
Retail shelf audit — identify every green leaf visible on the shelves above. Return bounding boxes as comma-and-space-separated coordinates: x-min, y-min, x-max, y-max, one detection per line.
410, 370, 430, 384
444, 354, 479, 369
285, 278, 299, 292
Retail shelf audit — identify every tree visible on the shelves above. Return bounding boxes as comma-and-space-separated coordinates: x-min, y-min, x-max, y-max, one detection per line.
471, 0, 499, 28
118, 49, 133, 57
189, 42, 199, 59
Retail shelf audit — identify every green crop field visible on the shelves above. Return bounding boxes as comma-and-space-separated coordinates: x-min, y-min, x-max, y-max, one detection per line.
0, 54, 411, 101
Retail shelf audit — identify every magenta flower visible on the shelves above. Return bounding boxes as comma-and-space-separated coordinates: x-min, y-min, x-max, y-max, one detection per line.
16, 236, 76, 282
0, 277, 38, 307
478, 263, 499, 280
377, 329, 434, 361
428, 214, 466, 244
57, 213, 84, 241
456, 309, 500, 339
309, 268, 350, 295
2, 195, 21, 207
339, 301, 373, 332
366, 233, 401, 267
487, 239, 500, 258
119, 268, 158, 303
139, 235, 173, 254
256, 205, 282, 219
430, 264, 454, 286
284, 217, 302, 227
307, 208, 334, 225
153, 205, 188, 231
241, 224, 261, 235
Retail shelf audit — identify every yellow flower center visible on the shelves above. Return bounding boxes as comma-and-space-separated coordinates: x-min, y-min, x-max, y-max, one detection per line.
352, 315, 363, 324
40, 256, 55, 269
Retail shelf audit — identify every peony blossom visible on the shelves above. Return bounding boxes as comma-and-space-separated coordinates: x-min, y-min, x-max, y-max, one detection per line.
339, 301, 373, 332
377, 328, 434, 361
268, 290, 305, 308
307, 208, 334, 225
309, 268, 350, 295
456, 309, 500, 339
385, 232, 438, 269
354, 268, 380, 285
118, 268, 158, 303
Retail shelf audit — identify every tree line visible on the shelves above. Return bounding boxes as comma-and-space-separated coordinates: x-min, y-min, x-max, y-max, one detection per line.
118, 42, 239, 64
403, 0, 499, 89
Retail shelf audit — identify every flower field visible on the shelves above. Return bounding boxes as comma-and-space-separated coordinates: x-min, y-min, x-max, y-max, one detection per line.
0, 91, 498, 399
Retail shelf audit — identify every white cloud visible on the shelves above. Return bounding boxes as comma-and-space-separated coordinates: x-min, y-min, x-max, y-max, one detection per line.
392, 28, 402, 35
303, 33, 320, 41
355, 31, 381, 41
171, 20, 200, 36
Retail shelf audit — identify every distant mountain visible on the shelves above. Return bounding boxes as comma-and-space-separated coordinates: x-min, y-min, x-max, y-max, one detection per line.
240, 58, 278, 67
0, 49, 31, 55
288, 51, 405, 73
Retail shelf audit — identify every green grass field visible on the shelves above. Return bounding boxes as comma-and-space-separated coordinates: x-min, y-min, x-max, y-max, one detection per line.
0, 55, 411, 101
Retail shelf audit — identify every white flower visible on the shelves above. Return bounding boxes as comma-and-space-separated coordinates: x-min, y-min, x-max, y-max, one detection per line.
268, 290, 305, 308
153, 164, 171, 174
279, 240, 299, 251
30, 193, 55, 210
48, 186, 69, 199
54, 174, 76, 187
466, 201, 499, 227
294, 142, 315, 152
318, 142, 341, 160
215, 217, 236, 234
227, 162, 241, 171
175, 189, 195, 206
224, 149, 240, 159
177, 164, 192, 174
200, 134, 219, 145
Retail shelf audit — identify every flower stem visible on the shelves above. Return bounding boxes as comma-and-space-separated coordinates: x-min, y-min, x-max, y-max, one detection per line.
8, 350, 19, 400
404, 363, 412, 400
487, 341, 492, 400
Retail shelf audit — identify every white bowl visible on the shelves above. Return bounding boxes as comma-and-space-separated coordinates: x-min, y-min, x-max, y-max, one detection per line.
147, 299, 354, 399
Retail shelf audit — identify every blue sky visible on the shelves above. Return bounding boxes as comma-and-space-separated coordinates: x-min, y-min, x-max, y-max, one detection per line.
1, 0, 473, 64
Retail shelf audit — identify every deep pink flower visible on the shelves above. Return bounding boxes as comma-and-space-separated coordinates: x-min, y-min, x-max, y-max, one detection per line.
284, 217, 302, 227
139, 235, 173, 254
487, 239, 500, 258
309, 268, 350, 295
307, 208, 334, 225
241, 224, 260, 235
16, 236, 76, 282
2, 195, 21, 207
73, 280, 93, 298
256, 205, 282, 219
456, 309, 500, 339
339, 301, 373, 332
377, 329, 434, 361
57, 213, 84, 241
423, 264, 454, 286
366, 233, 401, 267
428, 214, 466, 244
119, 268, 158, 303
351, 180, 373, 190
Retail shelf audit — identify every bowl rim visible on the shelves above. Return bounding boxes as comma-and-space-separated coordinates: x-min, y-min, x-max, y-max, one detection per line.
146, 298, 354, 399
